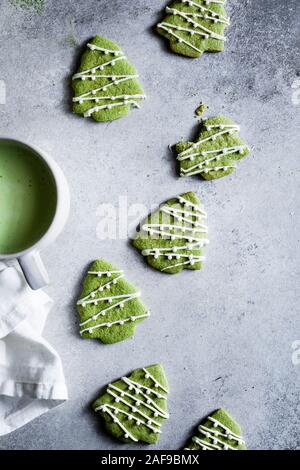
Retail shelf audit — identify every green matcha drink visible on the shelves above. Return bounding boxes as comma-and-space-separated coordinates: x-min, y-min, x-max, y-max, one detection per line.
0, 140, 57, 254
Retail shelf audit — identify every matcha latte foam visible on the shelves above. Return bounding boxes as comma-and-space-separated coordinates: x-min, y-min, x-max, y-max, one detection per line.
0, 140, 57, 254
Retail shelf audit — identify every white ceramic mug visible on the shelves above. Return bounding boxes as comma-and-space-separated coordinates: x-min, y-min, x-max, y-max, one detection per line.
0, 138, 70, 290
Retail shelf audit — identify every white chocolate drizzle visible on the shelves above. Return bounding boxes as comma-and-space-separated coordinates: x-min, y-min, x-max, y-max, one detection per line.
88, 270, 123, 276
178, 124, 240, 159
96, 405, 138, 442
158, 0, 229, 54
96, 404, 160, 434
162, 9, 226, 41
78, 267, 149, 335
186, 414, 245, 451
177, 123, 248, 177
95, 367, 169, 442
73, 41, 146, 118
87, 43, 122, 55
179, 0, 230, 24
181, 164, 236, 177
80, 313, 150, 335
139, 195, 208, 272
77, 272, 125, 305
83, 100, 141, 118
72, 56, 126, 80
167, 5, 229, 25
157, 24, 203, 53
78, 291, 140, 308
122, 377, 167, 399
142, 368, 169, 395
73, 75, 139, 101
207, 416, 245, 444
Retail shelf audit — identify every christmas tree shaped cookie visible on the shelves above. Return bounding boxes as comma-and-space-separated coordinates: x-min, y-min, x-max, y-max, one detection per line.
93, 364, 169, 444
157, 0, 230, 59
77, 260, 149, 344
72, 35, 146, 122
184, 409, 246, 450
133, 192, 209, 274
176, 115, 250, 180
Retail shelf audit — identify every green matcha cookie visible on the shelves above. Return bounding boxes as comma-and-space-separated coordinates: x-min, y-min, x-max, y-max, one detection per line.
93, 364, 169, 444
157, 0, 230, 59
176, 115, 250, 180
184, 408, 246, 450
77, 260, 149, 344
133, 192, 209, 274
72, 35, 146, 122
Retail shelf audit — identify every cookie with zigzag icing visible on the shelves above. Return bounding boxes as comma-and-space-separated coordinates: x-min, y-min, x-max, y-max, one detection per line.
133, 192, 209, 274
175, 115, 250, 180
77, 260, 149, 344
184, 408, 246, 450
157, 0, 230, 58
93, 364, 169, 444
72, 35, 146, 122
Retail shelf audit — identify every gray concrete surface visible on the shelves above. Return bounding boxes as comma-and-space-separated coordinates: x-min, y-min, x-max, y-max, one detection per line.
0, 0, 300, 450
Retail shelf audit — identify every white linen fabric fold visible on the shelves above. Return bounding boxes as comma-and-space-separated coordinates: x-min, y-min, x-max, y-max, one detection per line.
0, 261, 68, 436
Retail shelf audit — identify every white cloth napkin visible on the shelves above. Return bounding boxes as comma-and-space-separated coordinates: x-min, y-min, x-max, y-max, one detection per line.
0, 261, 68, 436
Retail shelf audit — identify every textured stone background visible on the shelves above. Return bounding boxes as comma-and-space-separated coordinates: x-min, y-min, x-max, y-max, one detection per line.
0, 0, 299, 450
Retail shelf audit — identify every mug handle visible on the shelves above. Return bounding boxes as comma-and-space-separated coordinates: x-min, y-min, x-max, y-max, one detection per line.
18, 251, 50, 290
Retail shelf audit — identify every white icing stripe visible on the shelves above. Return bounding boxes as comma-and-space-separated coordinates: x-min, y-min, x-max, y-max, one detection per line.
192, 436, 221, 450
78, 273, 124, 304
73, 93, 146, 103
178, 145, 248, 162
74, 75, 139, 100
140, 195, 208, 271
142, 241, 209, 257
161, 258, 204, 271
181, 165, 236, 177
122, 377, 167, 399
97, 405, 138, 442
157, 24, 203, 53
161, 205, 206, 220
181, 161, 236, 173
159, 22, 217, 40
161, 11, 226, 41
160, 209, 207, 229
142, 368, 169, 394
178, 196, 205, 213
199, 424, 245, 445
88, 270, 123, 276
78, 291, 140, 307
79, 294, 141, 327
142, 226, 204, 242
73, 56, 126, 80
96, 404, 161, 433
178, 125, 240, 158
208, 417, 245, 442
180, 0, 229, 22
106, 388, 162, 426
198, 428, 236, 450
117, 380, 168, 417
80, 313, 150, 335
143, 223, 207, 234
182, 0, 226, 8
168, 7, 229, 25
108, 384, 169, 418
73, 74, 132, 81
84, 101, 140, 118
148, 253, 205, 262
87, 43, 122, 55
